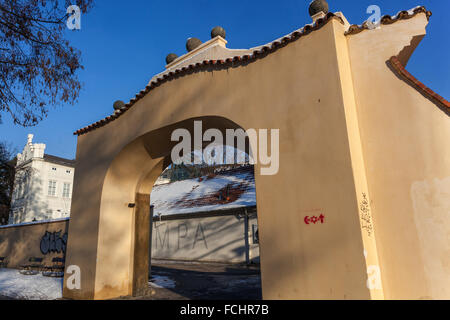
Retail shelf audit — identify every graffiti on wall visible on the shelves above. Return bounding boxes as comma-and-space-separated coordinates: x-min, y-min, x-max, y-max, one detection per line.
301, 208, 325, 225
40, 231, 68, 254
154, 222, 208, 251
192, 223, 208, 249
360, 193, 373, 237
155, 223, 170, 249
304, 214, 325, 225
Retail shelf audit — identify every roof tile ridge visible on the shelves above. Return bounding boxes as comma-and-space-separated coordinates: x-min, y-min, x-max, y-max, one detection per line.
388, 56, 450, 111
345, 6, 431, 36
74, 12, 343, 136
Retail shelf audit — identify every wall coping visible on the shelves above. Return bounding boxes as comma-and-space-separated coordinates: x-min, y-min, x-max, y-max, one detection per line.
0, 217, 70, 230
154, 206, 257, 221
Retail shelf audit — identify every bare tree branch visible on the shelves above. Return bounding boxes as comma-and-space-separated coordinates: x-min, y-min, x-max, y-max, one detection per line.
0, 0, 94, 126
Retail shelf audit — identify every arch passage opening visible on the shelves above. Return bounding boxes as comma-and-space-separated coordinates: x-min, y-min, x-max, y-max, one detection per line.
147, 148, 261, 299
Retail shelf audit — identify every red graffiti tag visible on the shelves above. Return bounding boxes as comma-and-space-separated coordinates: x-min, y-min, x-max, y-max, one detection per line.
304, 214, 325, 225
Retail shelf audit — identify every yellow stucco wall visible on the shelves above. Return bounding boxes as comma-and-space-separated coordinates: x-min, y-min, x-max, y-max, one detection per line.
347, 15, 450, 299
63, 10, 449, 300
64, 17, 373, 300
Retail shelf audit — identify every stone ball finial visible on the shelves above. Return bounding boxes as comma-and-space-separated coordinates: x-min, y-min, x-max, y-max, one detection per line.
211, 26, 226, 39
113, 100, 125, 110
308, 0, 329, 17
165, 53, 178, 65
186, 37, 202, 52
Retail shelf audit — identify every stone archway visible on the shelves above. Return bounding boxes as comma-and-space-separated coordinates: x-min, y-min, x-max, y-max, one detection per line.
63, 17, 380, 300
88, 117, 255, 299
61, 8, 450, 300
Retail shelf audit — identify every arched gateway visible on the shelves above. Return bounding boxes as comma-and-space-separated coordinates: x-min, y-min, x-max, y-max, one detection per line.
64, 7, 450, 299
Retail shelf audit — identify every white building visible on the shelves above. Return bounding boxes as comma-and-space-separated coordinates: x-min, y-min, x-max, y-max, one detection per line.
8, 134, 75, 224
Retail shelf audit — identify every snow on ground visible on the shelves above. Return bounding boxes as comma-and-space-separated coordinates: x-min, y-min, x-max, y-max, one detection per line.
0, 269, 62, 300
149, 275, 176, 289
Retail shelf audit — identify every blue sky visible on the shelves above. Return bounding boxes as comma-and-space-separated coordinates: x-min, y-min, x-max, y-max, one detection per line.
0, 0, 449, 159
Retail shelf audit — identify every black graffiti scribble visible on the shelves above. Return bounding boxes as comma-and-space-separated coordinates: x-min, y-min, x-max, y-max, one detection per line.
360, 193, 373, 237
40, 231, 68, 254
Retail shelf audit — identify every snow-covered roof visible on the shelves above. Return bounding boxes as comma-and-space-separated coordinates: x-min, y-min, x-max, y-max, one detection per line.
150, 165, 256, 216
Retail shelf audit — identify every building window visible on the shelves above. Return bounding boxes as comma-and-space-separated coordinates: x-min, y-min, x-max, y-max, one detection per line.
17, 183, 23, 199
48, 180, 57, 196
23, 176, 29, 196
62, 183, 71, 198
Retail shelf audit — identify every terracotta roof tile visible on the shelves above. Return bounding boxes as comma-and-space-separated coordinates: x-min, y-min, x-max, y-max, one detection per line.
388, 56, 450, 112
74, 7, 433, 136
74, 12, 344, 136
345, 6, 431, 36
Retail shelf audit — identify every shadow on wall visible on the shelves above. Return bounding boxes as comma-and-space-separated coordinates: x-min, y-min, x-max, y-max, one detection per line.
151, 214, 258, 263
10, 171, 51, 223
9, 169, 71, 224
